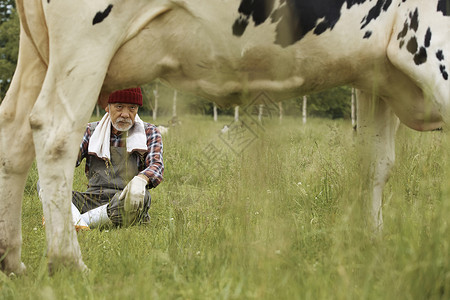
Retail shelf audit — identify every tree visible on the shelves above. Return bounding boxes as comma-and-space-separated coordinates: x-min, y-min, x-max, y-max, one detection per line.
302, 86, 352, 119
0, 0, 15, 25
0, 3, 19, 101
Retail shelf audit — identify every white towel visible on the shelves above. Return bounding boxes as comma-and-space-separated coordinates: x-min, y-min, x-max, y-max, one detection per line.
88, 113, 147, 160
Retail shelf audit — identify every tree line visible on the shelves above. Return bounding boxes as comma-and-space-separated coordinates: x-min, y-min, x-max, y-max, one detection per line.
0, 1, 352, 120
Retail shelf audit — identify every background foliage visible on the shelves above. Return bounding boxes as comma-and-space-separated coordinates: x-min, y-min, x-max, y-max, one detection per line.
0, 0, 18, 98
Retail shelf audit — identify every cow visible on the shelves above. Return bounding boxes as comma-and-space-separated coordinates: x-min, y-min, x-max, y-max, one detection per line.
0, 0, 448, 274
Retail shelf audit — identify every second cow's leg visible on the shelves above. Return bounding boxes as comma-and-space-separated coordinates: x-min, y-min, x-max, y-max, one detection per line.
356, 90, 399, 232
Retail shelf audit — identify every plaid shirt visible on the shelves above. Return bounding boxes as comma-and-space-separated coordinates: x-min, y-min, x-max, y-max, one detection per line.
76, 121, 164, 188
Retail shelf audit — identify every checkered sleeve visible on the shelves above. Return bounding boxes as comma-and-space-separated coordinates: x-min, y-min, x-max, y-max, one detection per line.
76, 123, 93, 167
140, 124, 164, 188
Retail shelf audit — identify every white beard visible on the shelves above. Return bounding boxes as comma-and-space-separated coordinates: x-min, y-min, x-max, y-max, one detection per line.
112, 117, 133, 132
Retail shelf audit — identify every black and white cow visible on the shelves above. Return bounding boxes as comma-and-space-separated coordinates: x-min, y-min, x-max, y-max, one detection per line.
0, 0, 448, 273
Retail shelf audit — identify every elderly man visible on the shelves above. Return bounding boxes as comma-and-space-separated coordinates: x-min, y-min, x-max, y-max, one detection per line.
68, 87, 164, 230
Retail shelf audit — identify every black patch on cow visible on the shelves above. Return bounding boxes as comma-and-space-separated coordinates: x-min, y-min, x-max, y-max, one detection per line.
361, 0, 393, 29
397, 21, 408, 40
363, 31, 372, 38
241, 0, 275, 25
440, 65, 449, 80
396, 10, 445, 72
232, 0, 275, 35
406, 36, 418, 54
424, 27, 432, 47
413, 47, 427, 65
232, 15, 250, 36
436, 50, 445, 61
409, 8, 419, 31
93, 4, 113, 25
437, 0, 450, 16
232, 0, 394, 47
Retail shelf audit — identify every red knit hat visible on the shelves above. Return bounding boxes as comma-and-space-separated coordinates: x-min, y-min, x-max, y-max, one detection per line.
108, 87, 143, 106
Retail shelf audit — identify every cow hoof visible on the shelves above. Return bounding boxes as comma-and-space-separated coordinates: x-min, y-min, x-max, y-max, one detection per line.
79, 261, 89, 273
47, 259, 89, 275
18, 262, 26, 274
3, 262, 26, 276
83, 265, 91, 275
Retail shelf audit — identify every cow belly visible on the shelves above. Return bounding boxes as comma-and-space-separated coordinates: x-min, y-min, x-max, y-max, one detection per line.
102, 3, 357, 103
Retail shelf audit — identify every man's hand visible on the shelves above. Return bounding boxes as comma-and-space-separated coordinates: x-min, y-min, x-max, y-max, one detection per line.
119, 175, 148, 212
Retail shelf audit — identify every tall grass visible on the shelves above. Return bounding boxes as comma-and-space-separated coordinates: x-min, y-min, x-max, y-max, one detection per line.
1, 115, 448, 299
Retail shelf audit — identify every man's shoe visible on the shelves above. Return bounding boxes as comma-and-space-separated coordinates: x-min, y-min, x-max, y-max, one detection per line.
75, 225, 90, 232
42, 216, 90, 232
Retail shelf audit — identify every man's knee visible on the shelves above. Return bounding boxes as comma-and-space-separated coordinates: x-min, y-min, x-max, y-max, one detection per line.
107, 191, 151, 226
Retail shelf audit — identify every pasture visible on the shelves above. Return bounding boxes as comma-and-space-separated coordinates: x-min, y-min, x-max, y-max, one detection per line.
1, 115, 449, 299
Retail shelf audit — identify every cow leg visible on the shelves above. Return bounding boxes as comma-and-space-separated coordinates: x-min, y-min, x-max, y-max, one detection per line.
356, 90, 399, 232
29, 58, 112, 271
30, 75, 104, 271
28, 25, 128, 272
0, 29, 46, 274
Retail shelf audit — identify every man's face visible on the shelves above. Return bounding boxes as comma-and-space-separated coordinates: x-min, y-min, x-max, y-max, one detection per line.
106, 103, 139, 132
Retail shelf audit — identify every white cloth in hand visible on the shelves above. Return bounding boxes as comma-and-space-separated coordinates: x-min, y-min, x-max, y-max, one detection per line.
120, 176, 147, 212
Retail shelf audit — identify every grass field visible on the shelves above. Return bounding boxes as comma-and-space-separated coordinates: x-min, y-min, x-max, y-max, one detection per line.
1, 114, 449, 299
